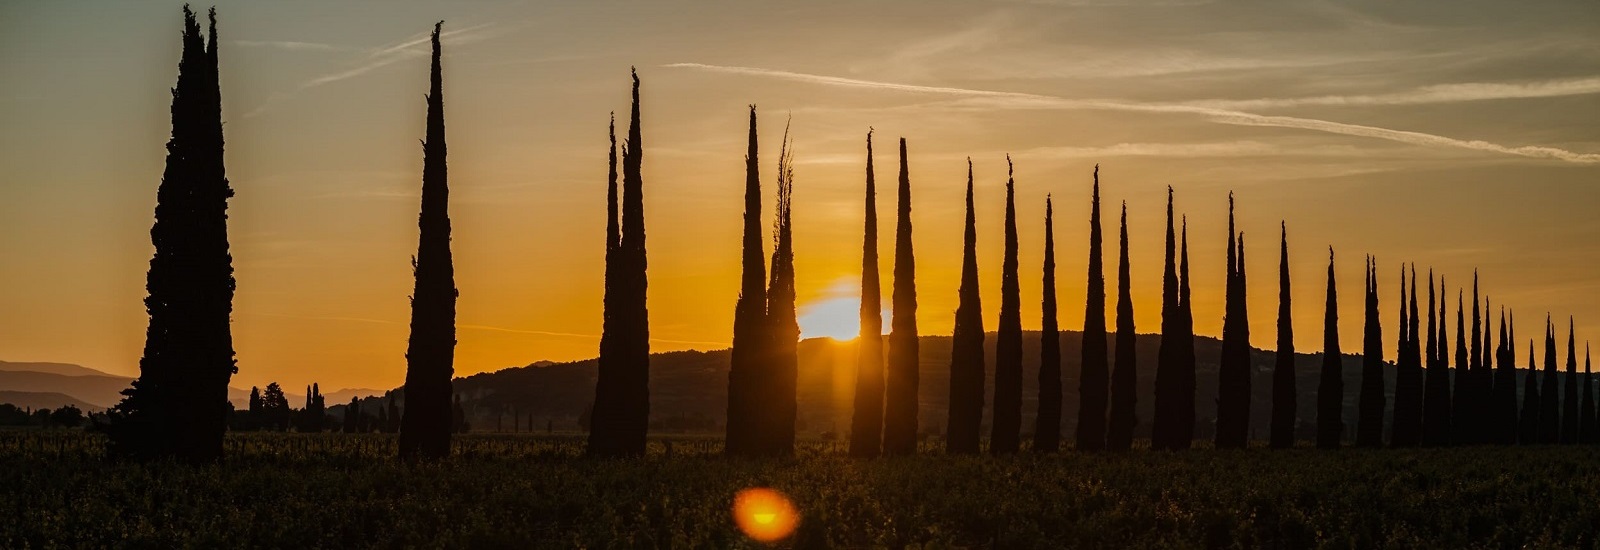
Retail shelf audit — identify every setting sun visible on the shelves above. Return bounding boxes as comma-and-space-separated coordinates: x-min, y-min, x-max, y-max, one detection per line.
732, 487, 800, 543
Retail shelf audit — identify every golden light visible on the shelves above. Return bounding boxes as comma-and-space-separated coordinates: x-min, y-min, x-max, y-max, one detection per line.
732, 487, 799, 543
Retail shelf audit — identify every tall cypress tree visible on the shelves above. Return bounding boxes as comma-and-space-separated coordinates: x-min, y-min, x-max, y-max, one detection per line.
945, 160, 985, 454
1453, 289, 1469, 444
1466, 274, 1483, 444
1035, 195, 1062, 453
1217, 195, 1250, 449
1583, 343, 1597, 444
883, 138, 920, 456
1356, 256, 1385, 448
1076, 169, 1107, 452
726, 107, 767, 457
1563, 317, 1579, 444
1107, 203, 1138, 451
590, 114, 622, 452
1270, 223, 1295, 449
1176, 218, 1197, 449
766, 126, 798, 456
1520, 324, 1540, 445
589, 68, 649, 457
1393, 266, 1423, 447
398, 22, 456, 461
1541, 317, 1560, 444
1317, 248, 1343, 449
1492, 302, 1519, 445
851, 131, 884, 458
1423, 275, 1451, 445
110, 6, 237, 463
1152, 188, 1182, 451
991, 156, 1024, 455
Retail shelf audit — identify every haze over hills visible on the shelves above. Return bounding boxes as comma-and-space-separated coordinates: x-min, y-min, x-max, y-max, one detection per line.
0, 361, 380, 412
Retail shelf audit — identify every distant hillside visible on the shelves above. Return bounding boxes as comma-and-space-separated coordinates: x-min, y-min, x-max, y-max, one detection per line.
0, 361, 359, 412
0, 360, 111, 378
0, 391, 105, 412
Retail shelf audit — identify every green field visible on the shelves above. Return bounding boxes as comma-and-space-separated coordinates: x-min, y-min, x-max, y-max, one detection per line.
2, 431, 1597, 548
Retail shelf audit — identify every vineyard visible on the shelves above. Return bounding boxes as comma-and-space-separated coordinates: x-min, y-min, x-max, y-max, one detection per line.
3, 431, 1597, 548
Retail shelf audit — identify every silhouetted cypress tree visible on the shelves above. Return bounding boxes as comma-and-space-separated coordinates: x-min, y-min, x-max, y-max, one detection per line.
991, 156, 1023, 455
729, 107, 768, 457
1175, 218, 1197, 449
1540, 316, 1560, 443
1107, 203, 1137, 451
945, 159, 985, 454
852, 131, 885, 458
1153, 188, 1181, 451
345, 396, 359, 433
1270, 223, 1295, 449
1452, 289, 1469, 443
1423, 275, 1451, 445
1216, 194, 1249, 449
248, 387, 262, 417
1489, 302, 1516, 446
767, 126, 799, 456
1393, 266, 1423, 447
1076, 169, 1107, 452
1465, 274, 1483, 444
1035, 195, 1062, 453
1520, 322, 1540, 444
589, 68, 650, 457
883, 138, 920, 456
1356, 257, 1385, 447
1317, 248, 1343, 449
396, 22, 456, 462
109, 6, 237, 463
1563, 317, 1579, 444
1583, 344, 1597, 444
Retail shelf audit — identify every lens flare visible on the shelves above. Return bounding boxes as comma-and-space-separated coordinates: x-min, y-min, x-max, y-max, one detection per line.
732, 487, 799, 543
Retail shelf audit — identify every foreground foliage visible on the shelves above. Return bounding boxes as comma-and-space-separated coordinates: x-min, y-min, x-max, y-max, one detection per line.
2, 432, 1598, 548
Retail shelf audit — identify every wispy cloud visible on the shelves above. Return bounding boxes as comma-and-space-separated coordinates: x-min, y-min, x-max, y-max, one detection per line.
233, 40, 342, 52
664, 63, 1600, 164
1185, 76, 1600, 110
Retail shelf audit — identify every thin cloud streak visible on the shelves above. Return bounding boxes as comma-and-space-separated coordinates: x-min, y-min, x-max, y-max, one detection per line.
233, 40, 342, 51
1186, 76, 1600, 110
664, 63, 1600, 164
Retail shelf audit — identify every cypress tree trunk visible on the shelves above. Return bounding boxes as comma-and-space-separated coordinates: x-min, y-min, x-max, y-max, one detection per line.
1317, 248, 1343, 449
991, 157, 1023, 455
1422, 275, 1452, 446
1075, 169, 1107, 452
1152, 188, 1181, 451
1175, 218, 1197, 449
766, 127, 798, 456
882, 138, 920, 456
1270, 223, 1295, 449
1393, 266, 1423, 447
1035, 195, 1062, 452
1540, 317, 1560, 443
399, 22, 456, 462
1106, 203, 1137, 451
1452, 289, 1469, 444
851, 131, 884, 458
945, 160, 985, 454
1356, 257, 1385, 448
1216, 195, 1248, 449
1562, 318, 1579, 444
729, 107, 768, 457
1583, 344, 1597, 444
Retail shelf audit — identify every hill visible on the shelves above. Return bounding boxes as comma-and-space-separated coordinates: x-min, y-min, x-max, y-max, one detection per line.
0, 391, 106, 412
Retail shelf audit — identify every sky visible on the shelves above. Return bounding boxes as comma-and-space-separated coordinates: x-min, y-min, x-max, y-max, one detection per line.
2, 0, 1598, 393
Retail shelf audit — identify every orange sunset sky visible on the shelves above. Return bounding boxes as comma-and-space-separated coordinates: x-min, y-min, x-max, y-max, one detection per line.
2, 1, 1599, 393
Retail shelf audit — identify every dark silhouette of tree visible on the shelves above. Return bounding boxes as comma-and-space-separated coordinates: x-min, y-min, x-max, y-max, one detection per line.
1466, 276, 1484, 445
1174, 217, 1198, 449
1036, 195, 1062, 453
1490, 300, 1518, 445
1076, 169, 1107, 452
1317, 248, 1343, 449
1520, 324, 1541, 445
305, 383, 325, 432
1393, 266, 1423, 447
851, 130, 884, 458
1356, 256, 1385, 447
1153, 189, 1190, 451
728, 106, 769, 457
1563, 317, 1580, 444
248, 387, 262, 417
1453, 289, 1470, 443
344, 396, 359, 433
884, 138, 921, 456
1584, 344, 1597, 444
397, 23, 457, 461
991, 156, 1024, 455
946, 160, 985, 455
1216, 194, 1250, 449
589, 69, 651, 457
1540, 316, 1560, 444
1107, 202, 1137, 451
1270, 223, 1295, 449
766, 123, 799, 456
1423, 275, 1451, 445
108, 6, 236, 462
262, 382, 289, 431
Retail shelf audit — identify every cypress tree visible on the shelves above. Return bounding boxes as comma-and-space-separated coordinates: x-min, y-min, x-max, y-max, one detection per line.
766, 126, 799, 455
945, 159, 985, 454
1270, 223, 1295, 449
1075, 169, 1107, 452
1520, 325, 1540, 445
1153, 188, 1181, 451
727, 107, 766, 457
1491, 302, 1519, 445
1423, 275, 1451, 445
1393, 266, 1423, 447
1175, 218, 1197, 449
1452, 289, 1469, 444
851, 131, 884, 458
1106, 203, 1138, 451
1540, 317, 1560, 443
1563, 317, 1579, 444
1216, 194, 1249, 449
398, 22, 456, 462
345, 396, 359, 433
882, 138, 920, 456
1466, 274, 1483, 444
1583, 343, 1597, 444
1035, 195, 1062, 453
1317, 248, 1343, 449
991, 156, 1023, 455
1356, 256, 1385, 448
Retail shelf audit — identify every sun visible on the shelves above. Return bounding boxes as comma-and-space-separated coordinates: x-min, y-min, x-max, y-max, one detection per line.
797, 276, 887, 340
732, 487, 799, 543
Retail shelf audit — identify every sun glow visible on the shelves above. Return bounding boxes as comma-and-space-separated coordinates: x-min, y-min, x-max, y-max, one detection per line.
797, 276, 889, 340
732, 487, 800, 543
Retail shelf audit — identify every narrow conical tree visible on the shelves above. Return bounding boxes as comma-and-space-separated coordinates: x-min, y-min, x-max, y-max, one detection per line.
1492, 302, 1519, 445
991, 156, 1024, 455
766, 126, 799, 456
726, 107, 767, 457
1075, 169, 1107, 452
1317, 248, 1343, 449
1216, 194, 1249, 449
945, 159, 985, 454
399, 22, 457, 461
1541, 317, 1560, 443
590, 113, 623, 454
851, 131, 884, 458
1270, 223, 1295, 449
1106, 203, 1138, 451
1035, 195, 1062, 453
1423, 274, 1451, 445
110, 6, 237, 462
1453, 289, 1469, 444
1175, 218, 1197, 449
1152, 187, 1182, 451
1520, 324, 1540, 444
1356, 256, 1385, 448
882, 138, 920, 456
1563, 317, 1580, 444
1393, 266, 1423, 447
1465, 273, 1483, 444
1583, 343, 1597, 444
